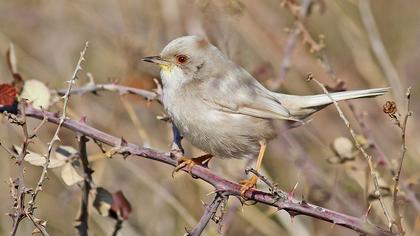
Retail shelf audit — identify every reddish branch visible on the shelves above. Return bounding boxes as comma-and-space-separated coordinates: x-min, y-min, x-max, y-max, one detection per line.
187, 193, 227, 236
24, 106, 394, 236
55, 83, 159, 102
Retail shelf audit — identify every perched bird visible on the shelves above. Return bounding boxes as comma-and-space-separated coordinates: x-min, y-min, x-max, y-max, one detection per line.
143, 35, 389, 194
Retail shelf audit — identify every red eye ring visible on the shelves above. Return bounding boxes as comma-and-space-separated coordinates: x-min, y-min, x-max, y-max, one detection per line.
176, 54, 188, 64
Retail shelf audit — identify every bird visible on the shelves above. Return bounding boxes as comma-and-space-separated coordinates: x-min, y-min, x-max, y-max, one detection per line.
142, 35, 389, 194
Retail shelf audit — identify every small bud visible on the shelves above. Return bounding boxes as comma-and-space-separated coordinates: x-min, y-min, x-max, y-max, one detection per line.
383, 101, 397, 116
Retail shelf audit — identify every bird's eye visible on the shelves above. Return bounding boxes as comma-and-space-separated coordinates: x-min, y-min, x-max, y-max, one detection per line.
176, 54, 188, 64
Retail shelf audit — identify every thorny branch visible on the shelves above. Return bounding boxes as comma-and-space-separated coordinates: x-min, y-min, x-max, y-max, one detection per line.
25, 106, 395, 236
8, 104, 30, 236
5, 103, 50, 236
27, 41, 89, 213
75, 135, 93, 236
246, 168, 287, 201
187, 193, 227, 236
308, 75, 394, 229
54, 78, 160, 103
5, 42, 89, 235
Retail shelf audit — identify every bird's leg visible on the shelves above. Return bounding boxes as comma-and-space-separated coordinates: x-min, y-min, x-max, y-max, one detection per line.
240, 140, 267, 195
172, 153, 213, 177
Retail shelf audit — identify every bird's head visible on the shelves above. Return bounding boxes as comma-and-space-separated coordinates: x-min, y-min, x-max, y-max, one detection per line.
143, 36, 226, 84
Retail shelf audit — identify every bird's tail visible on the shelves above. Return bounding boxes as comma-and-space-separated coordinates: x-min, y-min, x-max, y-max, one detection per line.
273, 87, 390, 120
301, 87, 390, 108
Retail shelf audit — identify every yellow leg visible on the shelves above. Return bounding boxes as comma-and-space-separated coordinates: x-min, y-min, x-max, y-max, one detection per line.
172, 154, 213, 177
240, 140, 267, 195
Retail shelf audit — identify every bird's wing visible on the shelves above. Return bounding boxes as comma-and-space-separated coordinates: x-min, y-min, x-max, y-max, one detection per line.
200, 67, 302, 122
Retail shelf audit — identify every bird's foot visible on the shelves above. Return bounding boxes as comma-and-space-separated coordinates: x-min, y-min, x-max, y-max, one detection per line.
172, 154, 212, 177
239, 176, 258, 195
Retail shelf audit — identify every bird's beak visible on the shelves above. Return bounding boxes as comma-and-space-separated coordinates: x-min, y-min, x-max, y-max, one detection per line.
142, 56, 167, 65
142, 56, 173, 72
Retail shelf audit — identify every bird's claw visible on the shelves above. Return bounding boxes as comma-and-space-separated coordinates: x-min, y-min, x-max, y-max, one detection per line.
239, 176, 258, 195
172, 157, 195, 177
172, 154, 212, 178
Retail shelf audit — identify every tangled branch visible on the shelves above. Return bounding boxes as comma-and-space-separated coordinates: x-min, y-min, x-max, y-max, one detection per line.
309, 75, 394, 228
24, 105, 394, 236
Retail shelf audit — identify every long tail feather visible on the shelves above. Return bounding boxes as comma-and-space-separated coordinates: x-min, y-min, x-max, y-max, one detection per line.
302, 87, 390, 108
272, 87, 390, 120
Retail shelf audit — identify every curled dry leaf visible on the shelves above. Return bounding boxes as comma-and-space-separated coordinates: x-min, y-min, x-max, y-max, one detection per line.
111, 191, 132, 220
93, 187, 132, 220
20, 80, 51, 109
14, 144, 83, 185
61, 162, 83, 186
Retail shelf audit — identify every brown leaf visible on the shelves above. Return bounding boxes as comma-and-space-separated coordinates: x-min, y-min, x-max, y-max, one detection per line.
111, 191, 132, 220
0, 84, 17, 106
93, 188, 132, 221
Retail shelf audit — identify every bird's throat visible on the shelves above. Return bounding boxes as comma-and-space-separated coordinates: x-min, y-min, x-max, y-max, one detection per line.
159, 64, 173, 73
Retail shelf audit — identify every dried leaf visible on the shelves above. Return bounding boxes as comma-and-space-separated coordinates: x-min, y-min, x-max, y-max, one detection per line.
6, 43, 25, 94
55, 145, 78, 161
20, 80, 51, 109
111, 191, 132, 220
332, 137, 354, 159
93, 188, 132, 221
13, 145, 69, 168
6, 43, 18, 74
61, 163, 83, 185
0, 84, 17, 106
93, 187, 113, 217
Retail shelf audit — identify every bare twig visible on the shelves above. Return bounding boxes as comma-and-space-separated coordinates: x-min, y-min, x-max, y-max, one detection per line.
187, 193, 227, 236
309, 76, 393, 229
9, 103, 30, 236
75, 135, 93, 236
55, 83, 160, 103
111, 219, 123, 236
358, 0, 404, 105
25, 106, 395, 236
270, 0, 314, 89
28, 41, 89, 212
390, 87, 412, 235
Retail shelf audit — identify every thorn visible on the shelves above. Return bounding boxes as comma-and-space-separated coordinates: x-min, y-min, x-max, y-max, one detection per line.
80, 115, 87, 123
288, 181, 299, 200
120, 137, 127, 147
363, 203, 373, 221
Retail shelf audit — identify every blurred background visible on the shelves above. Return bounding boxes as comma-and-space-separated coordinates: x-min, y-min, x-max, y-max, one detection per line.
0, 0, 419, 235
